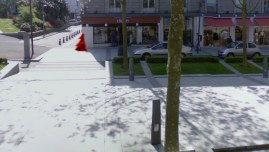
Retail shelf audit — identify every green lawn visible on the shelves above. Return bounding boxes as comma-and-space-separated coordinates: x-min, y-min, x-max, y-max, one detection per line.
0, 64, 5, 70
253, 62, 269, 69
148, 62, 234, 75
0, 18, 19, 32
113, 63, 144, 76
229, 63, 263, 74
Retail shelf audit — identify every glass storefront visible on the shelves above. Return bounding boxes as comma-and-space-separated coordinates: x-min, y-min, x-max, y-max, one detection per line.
93, 27, 108, 44
142, 26, 158, 44
254, 27, 269, 45
203, 27, 230, 47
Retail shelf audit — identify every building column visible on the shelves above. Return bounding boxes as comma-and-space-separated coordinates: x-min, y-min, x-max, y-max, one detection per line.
248, 26, 255, 42
230, 26, 235, 42
158, 17, 164, 42
82, 24, 93, 47
136, 26, 142, 44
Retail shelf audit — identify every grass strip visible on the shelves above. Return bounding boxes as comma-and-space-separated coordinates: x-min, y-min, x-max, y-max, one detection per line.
113, 63, 144, 76
148, 62, 234, 75
229, 63, 263, 74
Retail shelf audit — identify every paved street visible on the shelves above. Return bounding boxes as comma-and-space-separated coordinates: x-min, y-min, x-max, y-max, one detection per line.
0, 25, 81, 60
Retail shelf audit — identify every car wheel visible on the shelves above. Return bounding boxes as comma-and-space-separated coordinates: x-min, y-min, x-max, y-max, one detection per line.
181, 53, 186, 57
141, 53, 151, 60
252, 52, 261, 58
227, 53, 234, 57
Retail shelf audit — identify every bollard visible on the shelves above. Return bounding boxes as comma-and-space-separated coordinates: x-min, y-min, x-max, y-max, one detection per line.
63, 37, 65, 43
66, 36, 68, 41
69, 35, 71, 40
59, 39, 61, 45
20, 31, 30, 60
129, 58, 134, 81
263, 57, 268, 78
151, 98, 161, 145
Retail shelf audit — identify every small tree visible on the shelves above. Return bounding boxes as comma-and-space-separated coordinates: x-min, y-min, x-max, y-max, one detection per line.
232, 0, 261, 66
164, 0, 184, 151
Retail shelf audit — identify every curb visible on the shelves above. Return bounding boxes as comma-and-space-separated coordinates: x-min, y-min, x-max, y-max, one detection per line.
0, 61, 20, 79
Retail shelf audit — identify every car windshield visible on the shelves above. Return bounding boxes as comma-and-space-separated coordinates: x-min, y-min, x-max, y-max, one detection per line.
146, 42, 161, 48
227, 42, 239, 48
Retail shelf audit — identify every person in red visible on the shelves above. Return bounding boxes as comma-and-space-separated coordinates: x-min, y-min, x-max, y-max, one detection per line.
75, 33, 88, 52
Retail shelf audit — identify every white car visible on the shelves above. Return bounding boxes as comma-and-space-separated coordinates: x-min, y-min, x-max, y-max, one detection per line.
68, 19, 79, 26
133, 42, 192, 60
218, 41, 261, 58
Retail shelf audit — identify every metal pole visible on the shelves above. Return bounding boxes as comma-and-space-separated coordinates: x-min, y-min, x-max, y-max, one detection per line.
29, 0, 34, 57
196, 2, 201, 53
42, 4, 46, 38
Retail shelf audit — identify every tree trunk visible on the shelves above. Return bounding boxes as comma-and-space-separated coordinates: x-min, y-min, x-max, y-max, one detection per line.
164, 0, 184, 151
121, 0, 128, 69
242, 0, 247, 66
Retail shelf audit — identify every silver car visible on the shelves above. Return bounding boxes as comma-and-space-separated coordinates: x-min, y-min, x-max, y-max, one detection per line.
133, 42, 192, 60
218, 41, 261, 58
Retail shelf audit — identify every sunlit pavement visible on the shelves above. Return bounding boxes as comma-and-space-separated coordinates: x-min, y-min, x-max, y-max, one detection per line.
1, 46, 269, 151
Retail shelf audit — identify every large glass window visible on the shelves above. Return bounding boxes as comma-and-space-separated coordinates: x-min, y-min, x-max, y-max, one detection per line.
143, 0, 155, 8
207, 0, 217, 13
265, 0, 269, 13
109, 0, 121, 8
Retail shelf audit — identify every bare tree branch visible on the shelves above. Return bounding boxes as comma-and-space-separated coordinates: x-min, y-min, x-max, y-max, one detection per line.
247, 0, 262, 14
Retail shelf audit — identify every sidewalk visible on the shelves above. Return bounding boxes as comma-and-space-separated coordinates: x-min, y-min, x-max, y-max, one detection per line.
1, 46, 269, 152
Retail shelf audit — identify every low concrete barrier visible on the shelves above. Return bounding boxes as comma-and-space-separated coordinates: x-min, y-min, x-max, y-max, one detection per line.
0, 62, 19, 79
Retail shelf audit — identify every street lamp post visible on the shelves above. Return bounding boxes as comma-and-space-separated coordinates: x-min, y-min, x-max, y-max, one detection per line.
29, 0, 34, 57
42, 4, 47, 38
195, 2, 202, 53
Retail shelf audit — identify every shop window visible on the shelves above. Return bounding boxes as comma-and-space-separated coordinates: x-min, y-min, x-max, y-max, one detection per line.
142, 26, 157, 44
93, 27, 108, 44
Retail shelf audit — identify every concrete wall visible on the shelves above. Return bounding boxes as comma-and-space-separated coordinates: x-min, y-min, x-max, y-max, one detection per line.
82, 25, 93, 47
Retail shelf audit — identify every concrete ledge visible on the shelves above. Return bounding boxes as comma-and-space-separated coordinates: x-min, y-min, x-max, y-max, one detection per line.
0, 62, 20, 79
212, 144, 269, 152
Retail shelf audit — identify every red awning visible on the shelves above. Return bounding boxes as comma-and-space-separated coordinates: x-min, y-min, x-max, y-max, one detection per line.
236, 18, 254, 27
255, 18, 269, 26
204, 17, 234, 27
82, 17, 160, 25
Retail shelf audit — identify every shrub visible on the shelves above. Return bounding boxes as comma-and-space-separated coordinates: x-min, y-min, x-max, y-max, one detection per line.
113, 56, 140, 63
20, 23, 31, 32
252, 56, 269, 63
224, 57, 243, 63
0, 57, 7, 64
146, 56, 168, 63
182, 56, 218, 63
146, 56, 218, 63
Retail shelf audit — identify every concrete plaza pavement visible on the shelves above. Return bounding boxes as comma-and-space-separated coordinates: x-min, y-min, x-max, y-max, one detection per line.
1, 45, 269, 151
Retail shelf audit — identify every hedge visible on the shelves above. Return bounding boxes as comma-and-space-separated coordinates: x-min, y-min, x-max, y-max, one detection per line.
252, 56, 269, 63
224, 57, 243, 63
146, 56, 219, 63
113, 56, 140, 63
0, 57, 7, 64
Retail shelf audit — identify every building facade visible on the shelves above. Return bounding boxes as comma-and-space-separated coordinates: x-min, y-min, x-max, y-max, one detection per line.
82, 0, 269, 47
64, 0, 82, 19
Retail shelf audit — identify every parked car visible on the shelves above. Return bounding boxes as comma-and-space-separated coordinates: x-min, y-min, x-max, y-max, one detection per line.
218, 41, 261, 58
68, 19, 79, 26
133, 42, 192, 60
